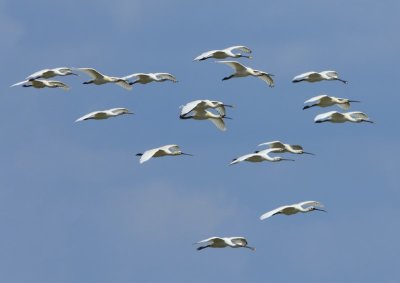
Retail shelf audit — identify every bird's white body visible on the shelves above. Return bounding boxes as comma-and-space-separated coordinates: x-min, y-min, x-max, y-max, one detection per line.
292, 71, 347, 84
304, 94, 359, 110
123, 72, 177, 85
230, 148, 294, 165
314, 111, 373, 123
217, 61, 274, 87
11, 79, 70, 90
257, 140, 314, 155
137, 144, 192, 164
75, 108, 133, 122
26, 67, 77, 80
195, 236, 255, 251
260, 201, 325, 220
77, 68, 132, 90
194, 45, 252, 61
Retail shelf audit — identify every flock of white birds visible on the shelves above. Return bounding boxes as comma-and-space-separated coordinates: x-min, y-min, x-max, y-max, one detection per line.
11, 45, 373, 251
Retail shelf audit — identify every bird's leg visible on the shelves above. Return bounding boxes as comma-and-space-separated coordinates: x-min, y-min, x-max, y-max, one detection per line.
303, 104, 317, 110
22, 85, 33, 87
129, 80, 139, 86
136, 153, 143, 156
197, 245, 211, 251
83, 80, 94, 84
179, 115, 192, 120
222, 74, 234, 81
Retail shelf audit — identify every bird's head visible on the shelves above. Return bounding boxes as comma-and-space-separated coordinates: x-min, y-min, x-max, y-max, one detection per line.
303, 105, 311, 110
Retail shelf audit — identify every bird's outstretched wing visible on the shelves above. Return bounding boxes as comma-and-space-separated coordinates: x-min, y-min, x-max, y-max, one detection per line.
258, 140, 284, 149
139, 148, 160, 164
226, 45, 252, 54
10, 80, 29, 87
347, 111, 369, 119
195, 237, 223, 245
209, 117, 226, 131
304, 94, 329, 104
180, 100, 203, 116
292, 71, 318, 82
314, 111, 341, 122
115, 80, 132, 90
230, 237, 248, 246
75, 111, 103, 122
259, 205, 289, 220
50, 80, 70, 90
193, 50, 218, 61
77, 68, 105, 79
337, 102, 351, 110
26, 69, 51, 80
165, 144, 180, 153
257, 72, 274, 87
122, 73, 148, 80
154, 73, 177, 82
217, 61, 247, 72
290, 145, 304, 151
298, 201, 323, 208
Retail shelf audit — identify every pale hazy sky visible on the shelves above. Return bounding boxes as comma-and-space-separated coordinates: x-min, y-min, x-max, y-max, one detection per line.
0, 1, 399, 282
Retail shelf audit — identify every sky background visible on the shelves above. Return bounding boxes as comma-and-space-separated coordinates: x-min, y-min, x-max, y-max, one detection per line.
0, 0, 399, 282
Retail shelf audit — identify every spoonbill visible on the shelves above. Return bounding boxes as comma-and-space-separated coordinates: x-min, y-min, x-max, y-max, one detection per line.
314, 111, 373, 123
136, 144, 192, 164
292, 71, 347, 84
217, 61, 274, 87
179, 109, 229, 131
123, 73, 177, 85
195, 237, 255, 251
303, 94, 360, 110
194, 45, 252, 61
257, 141, 314, 155
230, 149, 294, 165
260, 201, 326, 220
75, 108, 133, 122
76, 68, 132, 90
25, 67, 78, 80
180, 99, 233, 117
10, 79, 70, 90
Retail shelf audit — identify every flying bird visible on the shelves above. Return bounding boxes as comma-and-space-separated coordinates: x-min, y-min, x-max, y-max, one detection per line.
230, 149, 294, 165
314, 111, 373, 123
75, 108, 133, 122
194, 45, 252, 61
303, 94, 360, 110
217, 61, 274, 87
260, 201, 326, 220
123, 73, 177, 85
195, 237, 255, 251
180, 99, 233, 117
292, 71, 347, 84
25, 67, 78, 80
11, 79, 70, 90
77, 68, 132, 90
257, 141, 314, 155
136, 144, 192, 164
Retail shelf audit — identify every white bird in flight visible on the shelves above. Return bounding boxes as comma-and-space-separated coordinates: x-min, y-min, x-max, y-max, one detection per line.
292, 71, 347, 84
123, 73, 177, 85
260, 201, 326, 220
136, 144, 192, 164
195, 236, 255, 251
314, 111, 373, 123
76, 68, 132, 90
25, 67, 78, 80
217, 61, 274, 87
303, 94, 360, 110
10, 79, 70, 90
194, 45, 252, 61
230, 149, 294, 165
75, 108, 133, 122
180, 99, 233, 117
258, 141, 315, 155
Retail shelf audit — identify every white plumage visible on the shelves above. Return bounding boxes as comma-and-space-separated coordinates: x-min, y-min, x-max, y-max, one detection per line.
304, 94, 360, 110
257, 140, 314, 155
314, 111, 373, 123
26, 67, 77, 80
136, 144, 192, 164
195, 236, 255, 251
11, 79, 70, 90
77, 67, 132, 90
123, 72, 177, 85
260, 201, 326, 220
230, 148, 294, 165
292, 71, 347, 84
75, 108, 133, 122
217, 61, 274, 87
194, 45, 252, 61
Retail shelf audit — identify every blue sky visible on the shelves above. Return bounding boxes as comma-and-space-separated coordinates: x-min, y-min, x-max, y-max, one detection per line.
0, 0, 399, 282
